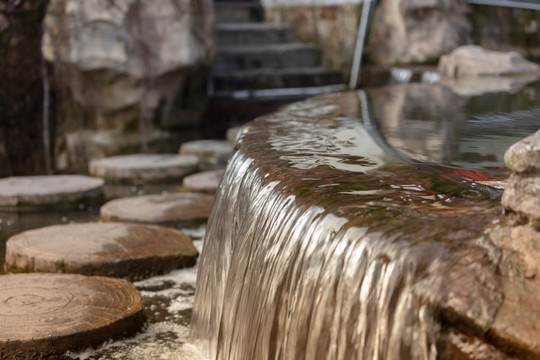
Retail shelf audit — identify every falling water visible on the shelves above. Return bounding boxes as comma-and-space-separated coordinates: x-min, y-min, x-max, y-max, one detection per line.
188, 84, 536, 359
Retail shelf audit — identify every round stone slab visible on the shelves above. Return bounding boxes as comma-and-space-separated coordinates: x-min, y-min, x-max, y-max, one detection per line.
0, 175, 103, 211
179, 139, 234, 169
0, 273, 144, 359
89, 154, 199, 184
182, 169, 225, 193
100, 192, 214, 228
5, 223, 198, 280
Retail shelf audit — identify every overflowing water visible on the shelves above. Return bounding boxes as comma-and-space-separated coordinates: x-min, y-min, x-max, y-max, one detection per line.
192, 82, 540, 359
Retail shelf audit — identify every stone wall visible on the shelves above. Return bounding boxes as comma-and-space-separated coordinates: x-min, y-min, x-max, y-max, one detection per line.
42, 0, 213, 170
264, 2, 361, 79
471, 5, 540, 62
265, 0, 539, 71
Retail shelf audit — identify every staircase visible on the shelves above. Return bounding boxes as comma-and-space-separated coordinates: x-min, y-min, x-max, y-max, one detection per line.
205, 0, 345, 136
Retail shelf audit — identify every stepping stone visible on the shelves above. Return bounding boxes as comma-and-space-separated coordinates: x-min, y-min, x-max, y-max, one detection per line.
227, 126, 242, 142
5, 222, 198, 280
0, 175, 103, 211
179, 139, 235, 170
182, 169, 225, 193
89, 154, 199, 184
100, 193, 214, 228
0, 273, 144, 359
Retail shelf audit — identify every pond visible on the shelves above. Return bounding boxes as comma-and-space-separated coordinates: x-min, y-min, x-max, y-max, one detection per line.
1, 79, 539, 358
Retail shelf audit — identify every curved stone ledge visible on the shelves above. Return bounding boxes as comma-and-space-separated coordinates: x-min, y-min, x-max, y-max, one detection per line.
192, 89, 540, 359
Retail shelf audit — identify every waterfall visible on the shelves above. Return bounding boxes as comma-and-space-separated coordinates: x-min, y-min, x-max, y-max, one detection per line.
191, 91, 504, 359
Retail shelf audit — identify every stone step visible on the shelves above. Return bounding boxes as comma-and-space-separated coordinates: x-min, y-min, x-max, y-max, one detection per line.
0, 273, 144, 359
214, 2, 264, 23
89, 153, 199, 185
179, 139, 235, 170
5, 222, 198, 280
212, 67, 344, 91
183, 169, 225, 194
216, 22, 293, 46
0, 175, 104, 211
215, 43, 321, 70
100, 193, 215, 229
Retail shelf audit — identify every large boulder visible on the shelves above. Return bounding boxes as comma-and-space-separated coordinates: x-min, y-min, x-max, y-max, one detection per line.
368, 0, 471, 65
42, 0, 213, 132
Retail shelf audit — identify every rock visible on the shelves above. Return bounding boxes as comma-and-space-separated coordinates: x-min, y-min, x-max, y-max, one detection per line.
100, 192, 214, 228
368, 0, 471, 65
504, 130, 540, 174
89, 153, 199, 184
5, 222, 198, 280
439, 45, 540, 78
0, 273, 144, 359
0, 175, 103, 211
179, 139, 235, 170
42, 0, 213, 131
183, 169, 225, 193
502, 174, 540, 227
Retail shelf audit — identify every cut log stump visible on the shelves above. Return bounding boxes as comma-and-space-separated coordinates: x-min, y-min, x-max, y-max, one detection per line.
5, 223, 198, 280
0, 273, 145, 359
0, 175, 103, 211
89, 154, 199, 184
100, 192, 214, 229
182, 169, 225, 193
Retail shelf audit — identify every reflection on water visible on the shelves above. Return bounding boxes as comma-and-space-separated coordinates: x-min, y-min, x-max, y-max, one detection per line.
192, 82, 539, 359
369, 82, 539, 176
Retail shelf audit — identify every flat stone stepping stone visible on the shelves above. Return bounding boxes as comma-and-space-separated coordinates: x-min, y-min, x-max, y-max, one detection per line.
100, 192, 214, 228
0, 273, 144, 359
179, 139, 235, 169
89, 154, 199, 184
5, 223, 198, 280
0, 175, 103, 211
227, 126, 242, 142
182, 169, 225, 193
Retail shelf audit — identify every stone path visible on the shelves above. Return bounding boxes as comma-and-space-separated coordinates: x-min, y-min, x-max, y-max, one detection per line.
0, 175, 103, 211
5, 222, 198, 280
0, 273, 144, 359
89, 154, 199, 184
183, 169, 225, 193
100, 192, 214, 229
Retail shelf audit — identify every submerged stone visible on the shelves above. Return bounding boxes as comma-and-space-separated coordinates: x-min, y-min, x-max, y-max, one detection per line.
0, 273, 144, 359
5, 222, 197, 280
100, 193, 214, 229
0, 175, 103, 211
89, 154, 199, 184
182, 169, 225, 193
